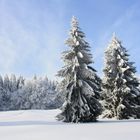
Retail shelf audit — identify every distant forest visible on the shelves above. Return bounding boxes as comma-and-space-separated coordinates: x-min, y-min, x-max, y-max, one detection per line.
0, 74, 63, 111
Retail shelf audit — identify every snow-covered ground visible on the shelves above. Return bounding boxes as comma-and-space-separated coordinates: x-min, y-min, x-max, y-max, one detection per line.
0, 109, 139, 140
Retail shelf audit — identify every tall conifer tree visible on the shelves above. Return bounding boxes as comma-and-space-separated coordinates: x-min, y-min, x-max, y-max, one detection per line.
57, 17, 102, 122
102, 34, 140, 119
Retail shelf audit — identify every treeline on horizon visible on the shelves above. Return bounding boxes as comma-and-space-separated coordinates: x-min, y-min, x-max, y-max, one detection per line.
0, 74, 63, 111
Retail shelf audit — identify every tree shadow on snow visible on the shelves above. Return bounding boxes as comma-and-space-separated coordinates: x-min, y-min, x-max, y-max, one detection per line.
0, 119, 140, 126
98, 119, 140, 124
0, 120, 64, 126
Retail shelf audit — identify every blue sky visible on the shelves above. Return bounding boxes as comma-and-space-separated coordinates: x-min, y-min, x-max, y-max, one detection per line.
0, 0, 140, 79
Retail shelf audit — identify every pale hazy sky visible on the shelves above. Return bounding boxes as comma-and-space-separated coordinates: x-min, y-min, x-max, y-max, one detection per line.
0, 0, 140, 79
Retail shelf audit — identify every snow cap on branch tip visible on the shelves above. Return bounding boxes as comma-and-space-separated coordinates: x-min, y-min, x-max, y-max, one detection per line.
111, 32, 120, 43
71, 16, 79, 28
106, 32, 121, 50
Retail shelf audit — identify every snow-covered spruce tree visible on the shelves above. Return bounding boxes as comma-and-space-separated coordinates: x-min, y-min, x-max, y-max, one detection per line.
56, 17, 102, 122
102, 34, 140, 119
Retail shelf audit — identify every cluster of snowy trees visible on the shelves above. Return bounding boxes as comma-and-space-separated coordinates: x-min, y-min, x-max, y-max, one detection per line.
57, 17, 140, 123
0, 16, 140, 122
0, 75, 61, 111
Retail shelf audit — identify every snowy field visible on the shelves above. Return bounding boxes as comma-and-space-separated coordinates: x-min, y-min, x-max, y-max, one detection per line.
0, 109, 140, 140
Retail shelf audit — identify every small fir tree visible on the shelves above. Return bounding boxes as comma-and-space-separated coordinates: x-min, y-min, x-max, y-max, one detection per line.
57, 17, 102, 122
102, 34, 140, 119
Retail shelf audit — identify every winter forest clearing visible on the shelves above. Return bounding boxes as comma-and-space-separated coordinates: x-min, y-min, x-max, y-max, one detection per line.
0, 0, 140, 139
0, 16, 139, 140
0, 109, 140, 140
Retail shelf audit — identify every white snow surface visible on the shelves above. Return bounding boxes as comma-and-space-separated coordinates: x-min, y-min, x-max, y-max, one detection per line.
0, 109, 140, 140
